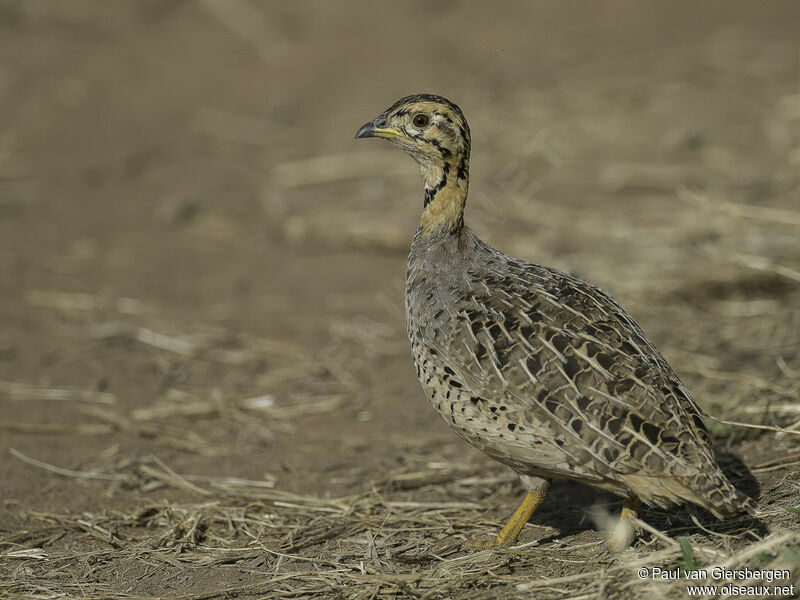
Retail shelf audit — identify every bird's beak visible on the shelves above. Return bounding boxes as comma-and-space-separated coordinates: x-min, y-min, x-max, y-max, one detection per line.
355, 116, 402, 140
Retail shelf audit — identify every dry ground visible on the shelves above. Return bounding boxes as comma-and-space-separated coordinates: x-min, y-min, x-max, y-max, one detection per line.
1, 2, 799, 599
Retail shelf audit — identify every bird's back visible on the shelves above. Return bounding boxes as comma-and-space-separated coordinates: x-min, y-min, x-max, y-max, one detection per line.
406, 226, 753, 518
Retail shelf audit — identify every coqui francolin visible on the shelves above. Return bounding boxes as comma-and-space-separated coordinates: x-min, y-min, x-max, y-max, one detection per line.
355, 94, 754, 549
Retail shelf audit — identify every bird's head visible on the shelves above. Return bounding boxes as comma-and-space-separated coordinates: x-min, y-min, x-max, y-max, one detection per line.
355, 93, 470, 177
355, 94, 471, 235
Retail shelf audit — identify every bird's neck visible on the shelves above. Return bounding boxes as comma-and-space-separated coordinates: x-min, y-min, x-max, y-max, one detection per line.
418, 155, 469, 237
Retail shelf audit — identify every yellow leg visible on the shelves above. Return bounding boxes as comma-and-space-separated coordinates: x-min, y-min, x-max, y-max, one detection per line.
605, 494, 640, 552
622, 495, 640, 521
467, 487, 548, 549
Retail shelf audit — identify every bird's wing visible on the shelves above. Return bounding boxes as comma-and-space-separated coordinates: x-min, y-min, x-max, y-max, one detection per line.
442, 260, 715, 480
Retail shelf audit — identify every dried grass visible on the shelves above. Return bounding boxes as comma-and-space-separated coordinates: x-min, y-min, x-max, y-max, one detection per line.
2, 451, 798, 600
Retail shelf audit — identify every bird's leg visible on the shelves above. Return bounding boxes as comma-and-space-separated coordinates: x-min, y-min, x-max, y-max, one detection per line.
604, 494, 641, 552
466, 476, 550, 549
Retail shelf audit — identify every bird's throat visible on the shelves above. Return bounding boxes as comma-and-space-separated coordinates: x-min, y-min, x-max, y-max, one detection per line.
419, 161, 468, 236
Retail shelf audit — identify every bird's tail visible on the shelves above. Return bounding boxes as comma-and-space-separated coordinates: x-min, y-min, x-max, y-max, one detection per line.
625, 468, 756, 519
670, 463, 756, 520
692, 473, 756, 519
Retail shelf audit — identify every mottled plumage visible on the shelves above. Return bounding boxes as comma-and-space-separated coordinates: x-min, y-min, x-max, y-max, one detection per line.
356, 94, 754, 546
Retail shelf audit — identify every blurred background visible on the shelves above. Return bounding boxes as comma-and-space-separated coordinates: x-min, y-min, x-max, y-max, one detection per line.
1, 2, 798, 598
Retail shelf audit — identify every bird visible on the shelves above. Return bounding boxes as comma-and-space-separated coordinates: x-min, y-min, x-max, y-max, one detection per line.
354, 93, 755, 549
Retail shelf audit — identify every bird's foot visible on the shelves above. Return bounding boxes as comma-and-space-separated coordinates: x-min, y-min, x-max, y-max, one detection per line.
463, 535, 511, 550
589, 495, 641, 554
599, 527, 637, 553
463, 488, 548, 551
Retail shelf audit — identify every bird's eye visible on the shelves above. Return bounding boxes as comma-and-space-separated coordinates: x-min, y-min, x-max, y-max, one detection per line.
413, 114, 429, 128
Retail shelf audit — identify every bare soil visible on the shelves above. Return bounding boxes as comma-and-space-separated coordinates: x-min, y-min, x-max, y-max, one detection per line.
1, 2, 799, 599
